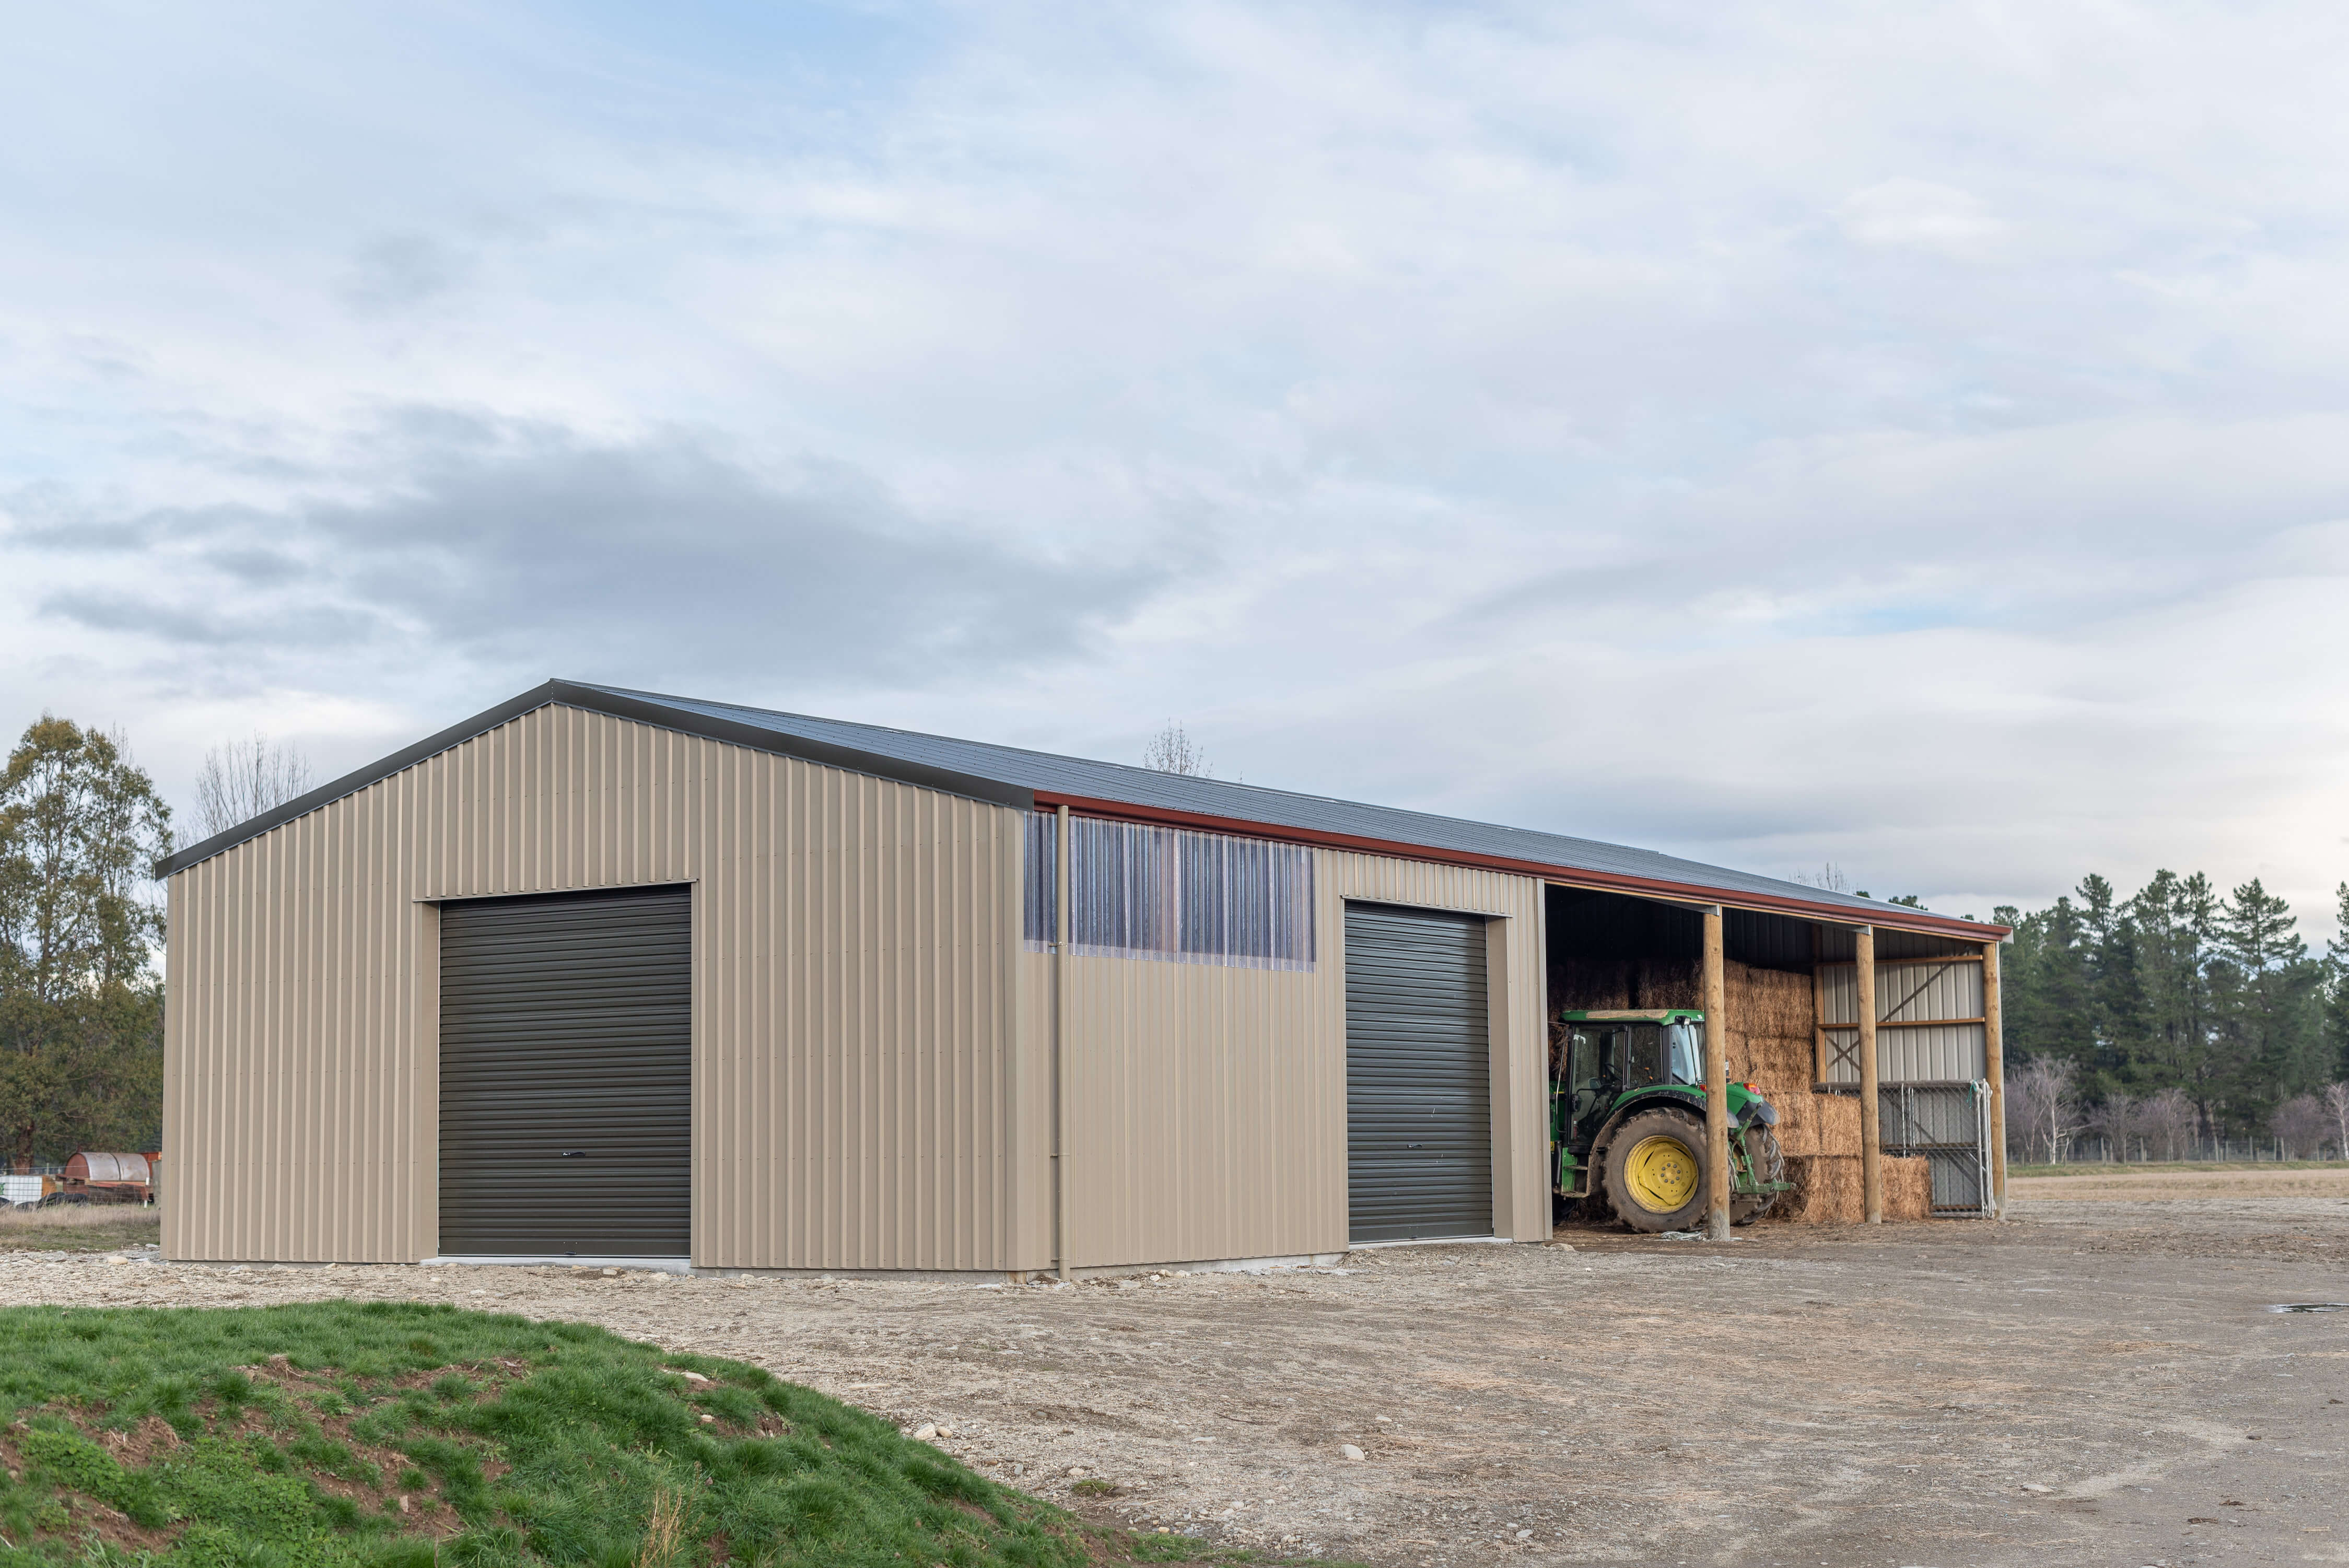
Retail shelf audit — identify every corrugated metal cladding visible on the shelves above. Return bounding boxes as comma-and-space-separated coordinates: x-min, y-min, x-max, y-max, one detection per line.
1820, 959, 1986, 1083
1031, 851, 1547, 1268
1343, 905, 1492, 1244
163, 703, 1022, 1268
437, 887, 692, 1257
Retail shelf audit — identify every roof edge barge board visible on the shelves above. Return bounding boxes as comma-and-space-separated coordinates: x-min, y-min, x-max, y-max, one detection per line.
155, 680, 1036, 879
1029, 790, 2011, 943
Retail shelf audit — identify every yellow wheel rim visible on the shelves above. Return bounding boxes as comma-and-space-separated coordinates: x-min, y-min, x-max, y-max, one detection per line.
1623, 1134, 1700, 1213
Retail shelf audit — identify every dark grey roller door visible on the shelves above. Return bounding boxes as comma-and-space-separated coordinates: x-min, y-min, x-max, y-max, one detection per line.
439, 884, 691, 1257
1345, 902, 1492, 1244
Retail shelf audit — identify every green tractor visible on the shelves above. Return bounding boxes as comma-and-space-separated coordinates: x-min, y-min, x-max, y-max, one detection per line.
1550, 1009, 1790, 1233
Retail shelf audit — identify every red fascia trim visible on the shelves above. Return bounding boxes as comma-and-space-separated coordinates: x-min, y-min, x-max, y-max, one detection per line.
1029, 791, 2012, 942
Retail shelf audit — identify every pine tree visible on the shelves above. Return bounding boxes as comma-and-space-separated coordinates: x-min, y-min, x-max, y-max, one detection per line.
2324, 882, 2349, 1081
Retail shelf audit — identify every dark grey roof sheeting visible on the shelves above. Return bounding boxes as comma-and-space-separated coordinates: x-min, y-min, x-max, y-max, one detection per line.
578, 683, 1994, 936
158, 677, 2002, 939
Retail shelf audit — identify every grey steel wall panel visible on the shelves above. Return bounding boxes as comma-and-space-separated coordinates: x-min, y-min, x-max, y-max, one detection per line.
1029, 851, 1545, 1270
1343, 904, 1493, 1244
438, 886, 692, 1256
163, 704, 1020, 1269
1819, 961, 1986, 1084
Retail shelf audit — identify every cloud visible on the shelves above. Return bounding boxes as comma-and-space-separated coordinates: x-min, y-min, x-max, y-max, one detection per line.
1838, 179, 2009, 259
21, 416, 1178, 690
3, 1, 2349, 939
341, 235, 469, 315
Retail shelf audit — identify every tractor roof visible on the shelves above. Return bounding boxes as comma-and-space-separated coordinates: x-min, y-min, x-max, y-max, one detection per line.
1558, 1009, 1705, 1023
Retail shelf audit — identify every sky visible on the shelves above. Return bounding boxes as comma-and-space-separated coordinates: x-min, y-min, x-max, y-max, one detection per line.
4, 1, 2348, 937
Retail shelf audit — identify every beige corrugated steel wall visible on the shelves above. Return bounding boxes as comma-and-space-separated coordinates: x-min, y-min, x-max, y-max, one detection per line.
165, 704, 1023, 1269
1819, 959, 1986, 1083
1027, 848, 1547, 1269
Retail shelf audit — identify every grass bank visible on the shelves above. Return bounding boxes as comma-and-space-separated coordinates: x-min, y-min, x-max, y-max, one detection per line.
0, 1302, 1287, 1568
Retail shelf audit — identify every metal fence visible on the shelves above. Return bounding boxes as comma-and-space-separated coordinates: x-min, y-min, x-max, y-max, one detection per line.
1879, 1080, 1994, 1218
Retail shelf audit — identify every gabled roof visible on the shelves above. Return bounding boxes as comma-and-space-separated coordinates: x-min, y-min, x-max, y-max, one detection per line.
159, 678, 2008, 941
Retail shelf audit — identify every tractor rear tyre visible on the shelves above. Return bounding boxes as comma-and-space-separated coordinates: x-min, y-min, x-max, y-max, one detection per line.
1733, 1124, 1785, 1225
1600, 1107, 1710, 1233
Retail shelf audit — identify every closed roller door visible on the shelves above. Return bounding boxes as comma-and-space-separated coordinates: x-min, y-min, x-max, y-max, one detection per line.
1345, 903, 1492, 1244
439, 885, 692, 1257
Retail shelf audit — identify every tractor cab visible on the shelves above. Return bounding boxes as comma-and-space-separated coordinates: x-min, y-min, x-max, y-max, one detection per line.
1550, 1009, 1789, 1232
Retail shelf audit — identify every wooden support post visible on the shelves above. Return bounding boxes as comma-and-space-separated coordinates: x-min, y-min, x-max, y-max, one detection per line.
1983, 938, 2007, 1219
1856, 925, 1881, 1224
1054, 804, 1073, 1281
1702, 906, 1730, 1242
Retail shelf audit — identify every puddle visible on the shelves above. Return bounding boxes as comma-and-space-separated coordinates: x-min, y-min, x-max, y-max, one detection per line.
2265, 1303, 2348, 1314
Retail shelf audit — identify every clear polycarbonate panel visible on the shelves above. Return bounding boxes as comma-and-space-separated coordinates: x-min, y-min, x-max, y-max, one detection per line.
1022, 812, 1314, 970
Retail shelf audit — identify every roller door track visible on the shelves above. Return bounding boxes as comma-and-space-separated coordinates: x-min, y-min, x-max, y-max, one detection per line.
438, 885, 692, 1258
1345, 902, 1493, 1244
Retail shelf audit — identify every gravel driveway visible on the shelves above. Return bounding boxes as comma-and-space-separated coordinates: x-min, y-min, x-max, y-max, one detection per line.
7, 1190, 2346, 1567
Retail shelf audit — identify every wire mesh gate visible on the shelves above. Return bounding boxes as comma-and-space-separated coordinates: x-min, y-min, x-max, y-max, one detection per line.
1878, 1080, 1994, 1217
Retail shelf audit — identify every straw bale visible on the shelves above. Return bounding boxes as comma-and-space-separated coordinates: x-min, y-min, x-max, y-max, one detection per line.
1775, 1155, 1862, 1223
1762, 1083, 1821, 1157
1726, 961, 1815, 1038
1810, 1090, 1862, 1157
1769, 1153, 1935, 1224
1547, 957, 1700, 1014
1884, 1155, 1933, 1221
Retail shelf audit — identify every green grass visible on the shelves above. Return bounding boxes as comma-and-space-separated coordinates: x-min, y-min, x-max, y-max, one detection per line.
2007, 1159, 2349, 1178
0, 1303, 1316, 1568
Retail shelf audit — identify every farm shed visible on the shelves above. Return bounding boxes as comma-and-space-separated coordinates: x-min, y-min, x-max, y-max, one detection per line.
158, 681, 2012, 1272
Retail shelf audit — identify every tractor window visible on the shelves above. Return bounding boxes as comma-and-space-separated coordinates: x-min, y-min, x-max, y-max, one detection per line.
1568, 1029, 1616, 1126
1666, 1021, 1703, 1085
1622, 1024, 1665, 1090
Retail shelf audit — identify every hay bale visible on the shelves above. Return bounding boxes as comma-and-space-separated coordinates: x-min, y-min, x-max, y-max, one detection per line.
1810, 1091, 1862, 1157
1775, 1155, 1863, 1223
1770, 1153, 1935, 1225
1760, 1081, 1821, 1156
1884, 1155, 1933, 1222
1727, 961, 1814, 1037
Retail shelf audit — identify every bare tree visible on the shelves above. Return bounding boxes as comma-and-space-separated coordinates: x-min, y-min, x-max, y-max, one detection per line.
2324, 1082, 2349, 1160
2272, 1094, 2331, 1160
2141, 1086, 2199, 1161
193, 734, 314, 839
2006, 1058, 2079, 1164
1791, 863, 1851, 894
1141, 722, 1212, 778
2088, 1093, 2144, 1162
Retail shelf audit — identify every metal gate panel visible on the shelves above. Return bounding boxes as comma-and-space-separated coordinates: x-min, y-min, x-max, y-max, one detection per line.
1344, 903, 1492, 1244
1879, 1081, 1993, 1217
438, 884, 692, 1256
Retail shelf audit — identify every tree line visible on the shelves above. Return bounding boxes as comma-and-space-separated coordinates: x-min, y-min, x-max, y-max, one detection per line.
0, 716, 312, 1172
1993, 874, 2349, 1161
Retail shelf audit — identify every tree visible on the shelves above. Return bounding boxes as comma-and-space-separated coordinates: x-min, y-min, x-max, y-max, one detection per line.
2272, 1094, 2331, 1159
0, 717, 172, 1169
2006, 1058, 2078, 1164
2324, 1083, 2349, 1161
2141, 1087, 2198, 1160
2213, 878, 2325, 1117
1141, 722, 1211, 778
2325, 883, 2349, 1080
192, 734, 313, 840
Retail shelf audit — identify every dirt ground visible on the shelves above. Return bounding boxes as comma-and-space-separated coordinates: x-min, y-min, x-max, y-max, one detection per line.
6, 1180, 2346, 1568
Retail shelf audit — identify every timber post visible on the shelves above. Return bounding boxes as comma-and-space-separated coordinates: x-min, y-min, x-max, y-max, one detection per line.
1984, 937, 2007, 1219
1703, 905, 1731, 1241
1857, 924, 1882, 1224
